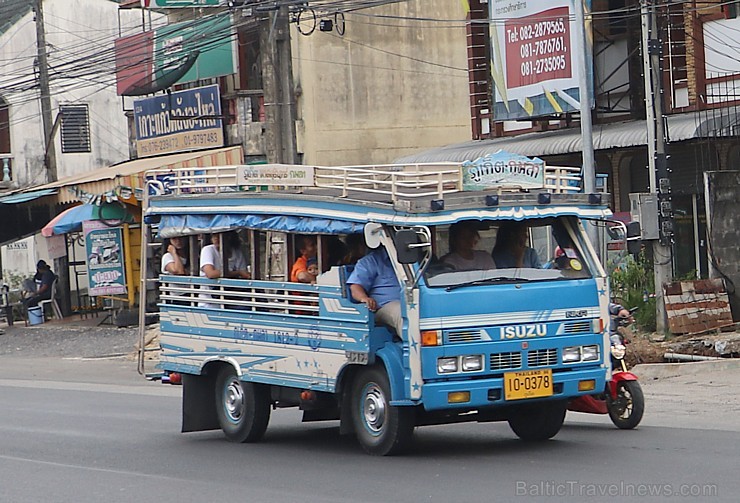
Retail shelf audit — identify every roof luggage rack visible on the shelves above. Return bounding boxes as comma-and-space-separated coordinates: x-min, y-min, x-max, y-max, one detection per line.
145, 160, 583, 203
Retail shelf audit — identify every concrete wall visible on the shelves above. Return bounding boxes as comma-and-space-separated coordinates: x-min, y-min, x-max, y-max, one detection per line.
704, 171, 740, 320
0, 0, 139, 188
292, 0, 471, 165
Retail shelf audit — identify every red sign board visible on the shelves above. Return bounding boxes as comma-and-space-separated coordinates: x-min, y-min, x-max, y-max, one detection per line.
504, 6, 572, 89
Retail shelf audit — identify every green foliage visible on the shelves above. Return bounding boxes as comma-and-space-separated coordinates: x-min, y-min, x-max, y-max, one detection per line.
609, 251, 656, 332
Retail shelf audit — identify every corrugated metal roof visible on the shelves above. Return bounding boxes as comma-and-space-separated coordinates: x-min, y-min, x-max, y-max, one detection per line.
395, 111, 736, 163
0, 188, 57, 205
0, 0, 32, 38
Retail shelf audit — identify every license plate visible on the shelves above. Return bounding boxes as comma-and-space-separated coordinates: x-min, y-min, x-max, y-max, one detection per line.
504, 369, 553, 400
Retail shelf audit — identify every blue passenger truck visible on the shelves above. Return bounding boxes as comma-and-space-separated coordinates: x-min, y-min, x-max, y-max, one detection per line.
139, 160, 615, 455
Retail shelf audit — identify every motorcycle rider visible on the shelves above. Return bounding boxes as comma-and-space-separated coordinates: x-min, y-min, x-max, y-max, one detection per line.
608, 302, 631, 341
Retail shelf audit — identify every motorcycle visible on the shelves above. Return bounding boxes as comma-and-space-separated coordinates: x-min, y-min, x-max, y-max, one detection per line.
568, 307, 645, 429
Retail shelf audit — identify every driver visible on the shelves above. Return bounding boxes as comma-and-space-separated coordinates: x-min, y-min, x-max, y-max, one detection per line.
441, 221, 495, 271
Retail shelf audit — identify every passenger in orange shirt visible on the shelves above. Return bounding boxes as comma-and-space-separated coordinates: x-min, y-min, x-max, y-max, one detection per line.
290, 235, 317, 283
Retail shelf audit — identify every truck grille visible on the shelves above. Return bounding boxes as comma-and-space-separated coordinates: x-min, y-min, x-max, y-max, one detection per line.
563, 321, 591, 334
490, 351, 522, 371
447, 329, 482, 343
527, 348, 558, 367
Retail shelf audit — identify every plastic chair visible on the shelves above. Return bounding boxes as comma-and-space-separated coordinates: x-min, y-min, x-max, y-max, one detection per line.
38, 278, 63, 320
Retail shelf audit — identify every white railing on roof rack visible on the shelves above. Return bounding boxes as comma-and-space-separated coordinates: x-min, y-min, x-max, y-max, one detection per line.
145, 163, 583, 202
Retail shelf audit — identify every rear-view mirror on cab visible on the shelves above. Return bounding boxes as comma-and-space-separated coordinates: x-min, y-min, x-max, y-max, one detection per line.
395, 229, 422, 264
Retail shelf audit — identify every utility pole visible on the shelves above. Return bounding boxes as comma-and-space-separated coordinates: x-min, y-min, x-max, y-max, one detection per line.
34, 0, 58, 182
641, 0, 673, 333
575, 0, 595, 196
260, 4, 297, 164
574, 0, 599, 254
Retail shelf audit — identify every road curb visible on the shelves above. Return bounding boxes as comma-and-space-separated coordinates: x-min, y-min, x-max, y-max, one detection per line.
632, 358, 740, 380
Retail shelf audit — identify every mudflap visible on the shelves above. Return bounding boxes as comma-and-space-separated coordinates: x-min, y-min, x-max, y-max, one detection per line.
608, 371, 639, 399
182, 373, 220, 433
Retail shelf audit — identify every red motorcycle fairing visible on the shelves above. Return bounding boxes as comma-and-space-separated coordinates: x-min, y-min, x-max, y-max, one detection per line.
568, 394, 608, 415
607, 371, 639, 397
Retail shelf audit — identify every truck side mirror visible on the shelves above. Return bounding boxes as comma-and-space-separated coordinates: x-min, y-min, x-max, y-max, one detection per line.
626, 221, 642, 256
395, 230, 422, 264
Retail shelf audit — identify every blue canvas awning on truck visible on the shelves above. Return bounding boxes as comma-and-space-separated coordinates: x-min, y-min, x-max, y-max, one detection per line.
157, 214, 365, 238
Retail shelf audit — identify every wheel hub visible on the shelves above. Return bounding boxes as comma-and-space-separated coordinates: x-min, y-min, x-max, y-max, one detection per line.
362, 383, 386, 434
225, 378, 245, 422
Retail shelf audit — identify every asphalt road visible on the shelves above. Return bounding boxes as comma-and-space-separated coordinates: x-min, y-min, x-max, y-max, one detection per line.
1, 355, 738, 503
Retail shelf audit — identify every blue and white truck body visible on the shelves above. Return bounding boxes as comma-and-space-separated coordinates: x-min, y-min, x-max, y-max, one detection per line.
139, 161, 614, 455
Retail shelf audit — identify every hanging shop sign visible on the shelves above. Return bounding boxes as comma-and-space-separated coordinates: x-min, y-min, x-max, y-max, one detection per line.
115, 14, 236, 95
83, 221, 127, 296
133, 84, 224, 157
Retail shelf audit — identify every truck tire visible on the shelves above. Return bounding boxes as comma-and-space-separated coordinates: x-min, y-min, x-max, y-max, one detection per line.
508, 400, 567, 441
215, 366, 270, 443
351, 366, 414, 455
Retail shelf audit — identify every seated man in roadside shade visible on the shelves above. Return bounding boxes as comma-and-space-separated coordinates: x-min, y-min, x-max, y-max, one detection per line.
347, 247, 403, 337
491, 221, 541, 269
441, 221, 496, 271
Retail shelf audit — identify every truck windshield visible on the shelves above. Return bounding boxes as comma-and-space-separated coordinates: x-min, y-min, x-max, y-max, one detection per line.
423, 217, 593, 289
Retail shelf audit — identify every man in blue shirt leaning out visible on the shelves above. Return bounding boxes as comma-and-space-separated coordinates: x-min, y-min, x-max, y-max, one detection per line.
347, 247, 403, 337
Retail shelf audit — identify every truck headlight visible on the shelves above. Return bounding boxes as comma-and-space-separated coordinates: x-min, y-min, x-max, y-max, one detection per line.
462, 355, 483, 372
610, 344, 626, 360
562, 346, 581, 363
437, 357, 458, 374
581, 345, 600, 362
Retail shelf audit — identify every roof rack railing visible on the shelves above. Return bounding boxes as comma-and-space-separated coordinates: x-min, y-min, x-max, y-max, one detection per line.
145, 163, 584, 201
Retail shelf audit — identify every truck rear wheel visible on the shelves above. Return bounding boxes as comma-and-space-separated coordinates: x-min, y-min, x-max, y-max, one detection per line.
508, 400, 567, 441
351, 366, 414, 455
215, 366, 270, 443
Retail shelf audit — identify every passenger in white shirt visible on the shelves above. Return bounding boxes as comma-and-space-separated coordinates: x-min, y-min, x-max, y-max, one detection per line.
161, 236, 189, 275
441, 221, 496, 271
199, 232, 250, 308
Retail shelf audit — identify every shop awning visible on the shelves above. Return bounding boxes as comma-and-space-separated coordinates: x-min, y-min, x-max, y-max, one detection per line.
0, 188, 58, 205
14, 146, 244, 206
395, 110, 740, 163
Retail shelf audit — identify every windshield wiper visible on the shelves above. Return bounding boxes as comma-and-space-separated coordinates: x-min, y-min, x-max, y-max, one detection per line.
445, 276, 531, 291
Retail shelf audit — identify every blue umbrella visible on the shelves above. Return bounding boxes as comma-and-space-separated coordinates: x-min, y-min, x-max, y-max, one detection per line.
42, 204, 133, 236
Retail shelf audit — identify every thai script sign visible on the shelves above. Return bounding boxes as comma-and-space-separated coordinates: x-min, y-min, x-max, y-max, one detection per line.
83, 221, 127, 296
237, 165, 315, 187
133, 85, 223, 157
490, 0, 591, 120
462, 151, 545, 190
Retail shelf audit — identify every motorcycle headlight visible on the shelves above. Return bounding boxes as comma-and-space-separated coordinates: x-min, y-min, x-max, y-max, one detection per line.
437, 357, 458, 374
582, 345, 600, 362
562, 346, 581, 363
610, 344, 626, 360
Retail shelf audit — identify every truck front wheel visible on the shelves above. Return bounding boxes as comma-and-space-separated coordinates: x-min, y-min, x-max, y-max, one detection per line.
351, 366, 415, 455
215, 366, 271, 443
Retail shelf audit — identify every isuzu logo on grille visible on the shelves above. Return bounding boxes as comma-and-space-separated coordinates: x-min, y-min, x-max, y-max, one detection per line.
500, 324, 547, 340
